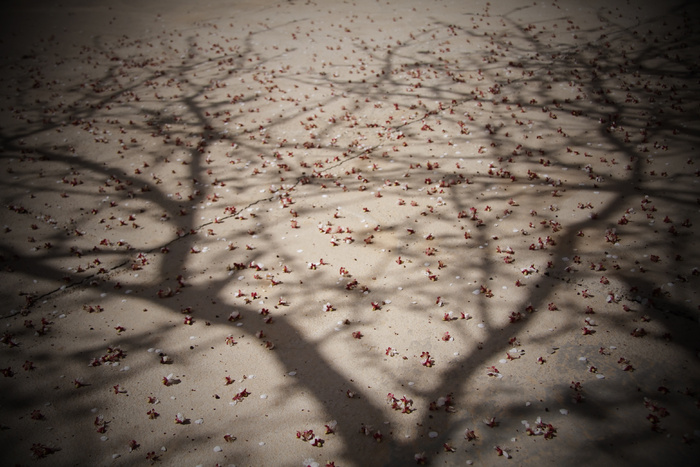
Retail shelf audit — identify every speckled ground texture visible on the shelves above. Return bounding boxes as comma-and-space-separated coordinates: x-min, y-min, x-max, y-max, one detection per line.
1, 0, 699, 466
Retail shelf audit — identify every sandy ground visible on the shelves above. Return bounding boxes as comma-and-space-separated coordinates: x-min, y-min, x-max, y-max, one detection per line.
1, 0, 699, 465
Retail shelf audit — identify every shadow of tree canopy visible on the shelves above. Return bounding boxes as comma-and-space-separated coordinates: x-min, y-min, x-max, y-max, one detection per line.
1, 0, 699, 465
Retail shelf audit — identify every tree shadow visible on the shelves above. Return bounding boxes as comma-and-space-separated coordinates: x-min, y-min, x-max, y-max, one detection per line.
1, 1, 699, 465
